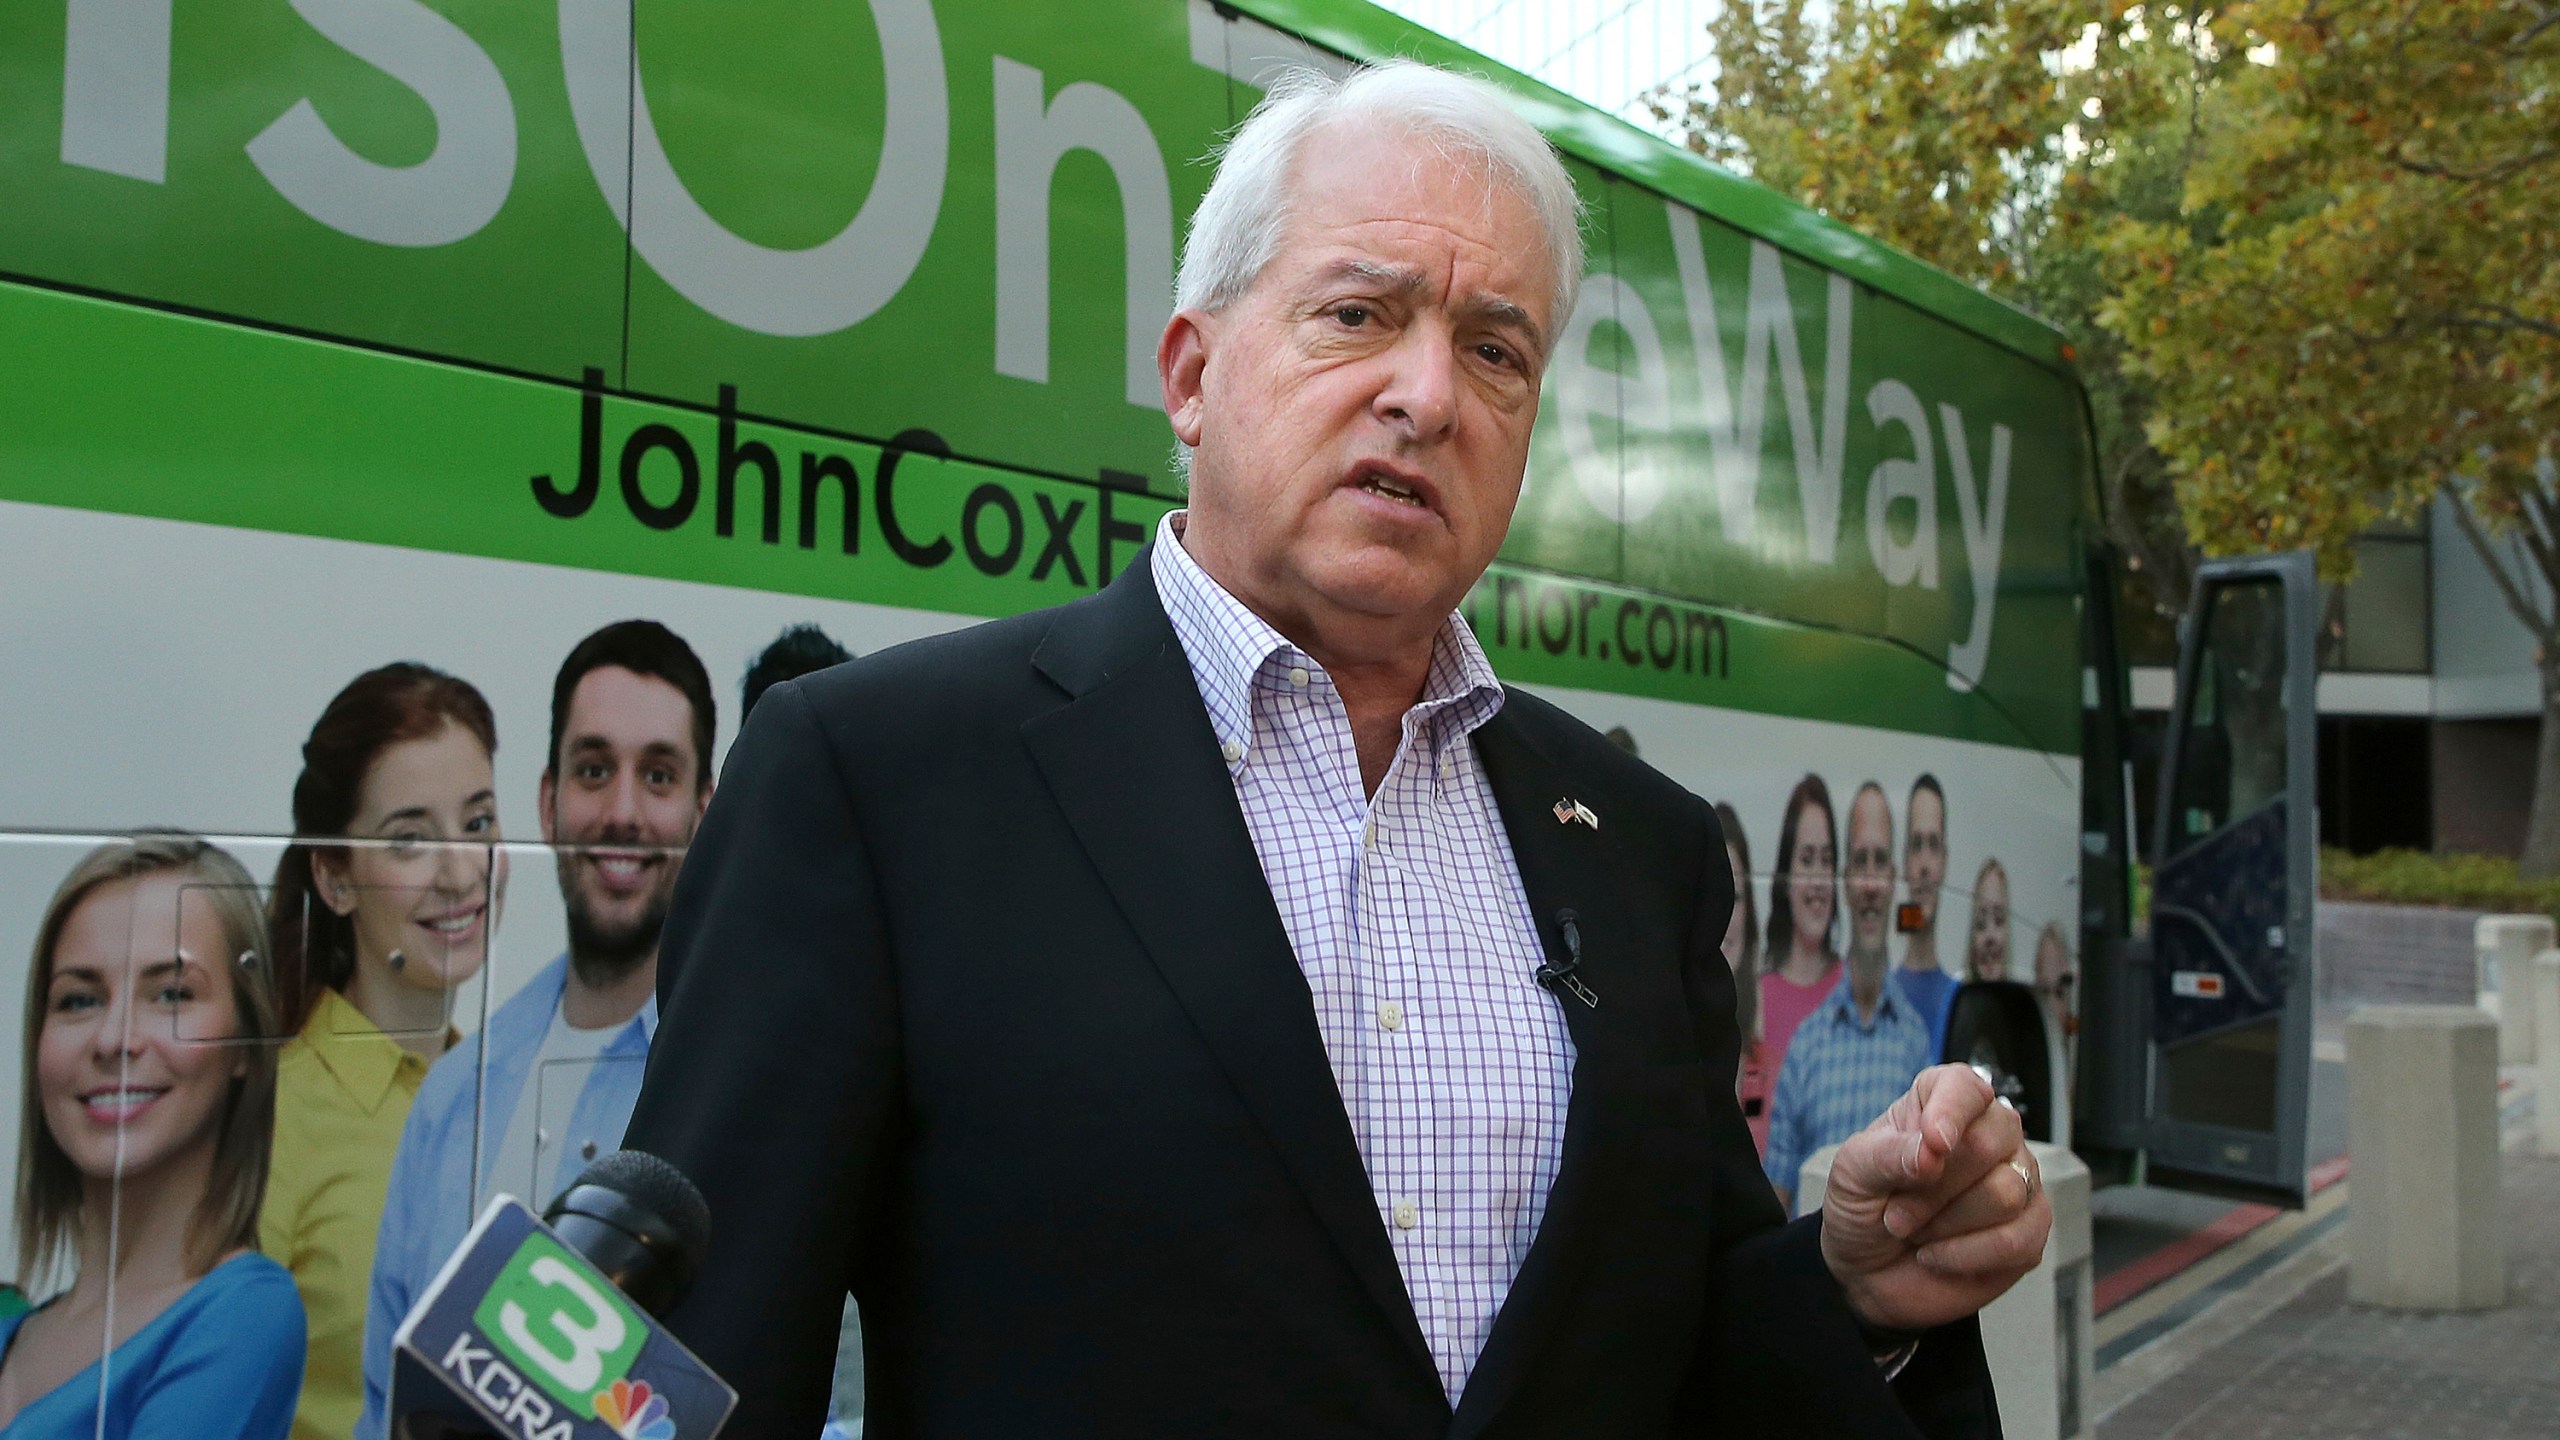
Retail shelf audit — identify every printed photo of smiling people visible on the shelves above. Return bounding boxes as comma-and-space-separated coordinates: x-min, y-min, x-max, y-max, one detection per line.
1523, 699, 2079, 1211
249, 661, 500, 1440
0, 833, 305, 1438
347, 620, 715, 1440
0, 497, 953, 1433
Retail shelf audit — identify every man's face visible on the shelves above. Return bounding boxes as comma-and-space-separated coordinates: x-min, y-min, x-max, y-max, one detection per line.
540, 666, 708, 978
1844, 786, 1896, 963
1163, 123, 1556, 653
1904, 787, 1946, 930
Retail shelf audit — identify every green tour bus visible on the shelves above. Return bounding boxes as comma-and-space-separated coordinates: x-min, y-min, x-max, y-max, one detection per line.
0, 0, 2321, 1430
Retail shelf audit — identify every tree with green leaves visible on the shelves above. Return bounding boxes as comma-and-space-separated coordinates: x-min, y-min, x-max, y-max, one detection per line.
2100, 0, 2560, 872
1649, 0, 2220, 656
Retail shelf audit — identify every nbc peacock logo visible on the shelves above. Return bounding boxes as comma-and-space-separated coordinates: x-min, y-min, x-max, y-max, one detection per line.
592, 1377, 676, 1440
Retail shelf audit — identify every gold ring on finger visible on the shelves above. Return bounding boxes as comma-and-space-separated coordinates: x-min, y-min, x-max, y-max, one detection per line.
2010, 1154, 2038, 1199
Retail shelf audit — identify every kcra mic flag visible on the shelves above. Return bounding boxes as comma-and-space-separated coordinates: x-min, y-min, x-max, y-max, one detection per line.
391, 1196, 735, 1440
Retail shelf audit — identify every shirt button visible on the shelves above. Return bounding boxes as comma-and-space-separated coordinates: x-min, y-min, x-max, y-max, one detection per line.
1378, 1001, 1405, 1032
1221, 740, 1245, 763
1392, 1200, 1420, 1231
581, 1140, 599, 1161
1287, 666, 1310, 688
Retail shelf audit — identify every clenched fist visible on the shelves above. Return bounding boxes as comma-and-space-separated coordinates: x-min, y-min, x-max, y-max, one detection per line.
1821, 1064, 2053, 1333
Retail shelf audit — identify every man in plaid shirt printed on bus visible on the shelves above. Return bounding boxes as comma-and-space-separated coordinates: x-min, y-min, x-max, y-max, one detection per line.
1766, 781, 1936, 1209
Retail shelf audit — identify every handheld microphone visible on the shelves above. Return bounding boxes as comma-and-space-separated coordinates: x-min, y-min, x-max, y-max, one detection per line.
542, 1149, 711, 1320
387, 1152, 735, 1440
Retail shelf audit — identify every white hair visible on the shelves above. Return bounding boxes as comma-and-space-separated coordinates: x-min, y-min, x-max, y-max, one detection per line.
1174, 60, 1586, 331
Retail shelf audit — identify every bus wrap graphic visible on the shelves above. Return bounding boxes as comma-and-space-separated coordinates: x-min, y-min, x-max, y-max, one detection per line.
0, 0, 2089, 718
475, 1230, 648, 1422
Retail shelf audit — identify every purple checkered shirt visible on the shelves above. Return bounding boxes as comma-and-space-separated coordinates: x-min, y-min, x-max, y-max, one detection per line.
1151, 515, 1575, 1404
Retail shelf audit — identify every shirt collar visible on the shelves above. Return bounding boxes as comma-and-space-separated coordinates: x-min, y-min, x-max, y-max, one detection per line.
1149, 511, 1507, 757
1825, 973, 1908, 1028
299, 987, 439, 1115
533, 951, 661, 1050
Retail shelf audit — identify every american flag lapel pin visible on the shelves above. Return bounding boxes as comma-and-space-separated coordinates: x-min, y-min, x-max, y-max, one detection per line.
1554, 797, 1600, 830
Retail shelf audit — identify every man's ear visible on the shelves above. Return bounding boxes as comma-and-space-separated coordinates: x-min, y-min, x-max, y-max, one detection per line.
537, 770, 558, 846
1159, 309, 1212, 448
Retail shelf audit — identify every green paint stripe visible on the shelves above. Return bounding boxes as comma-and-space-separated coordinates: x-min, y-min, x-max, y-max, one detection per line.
0, 278, 2071, 754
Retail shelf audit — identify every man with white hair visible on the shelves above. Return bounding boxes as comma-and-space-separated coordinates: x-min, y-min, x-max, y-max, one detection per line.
629, 60, 2043, 1438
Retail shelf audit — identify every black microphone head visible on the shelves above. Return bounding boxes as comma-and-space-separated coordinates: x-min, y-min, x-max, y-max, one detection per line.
543, 1149, 710, 1316
569, 1148, 712, 1256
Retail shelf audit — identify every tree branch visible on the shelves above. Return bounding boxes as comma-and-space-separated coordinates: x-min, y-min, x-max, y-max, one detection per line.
2439, 306, 2560, 343
2385, 146, 2558, 185
2513, 4, 2559, 50
2519, 483, 2560, 595
2447, 487, 2559, 641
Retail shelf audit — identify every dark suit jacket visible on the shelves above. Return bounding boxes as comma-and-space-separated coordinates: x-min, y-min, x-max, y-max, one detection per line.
624, 550, 1999, 1439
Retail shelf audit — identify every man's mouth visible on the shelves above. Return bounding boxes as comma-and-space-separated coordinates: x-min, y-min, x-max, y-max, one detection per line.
1344, 462, 1440, 515
81, 1086, 168, 1123
584, 849, 659, 891
1361, 474, 1426, 507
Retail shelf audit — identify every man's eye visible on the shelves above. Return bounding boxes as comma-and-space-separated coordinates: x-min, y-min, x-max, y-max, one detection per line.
644, 767, 676, 788
577, 763, 611, 783
1331, 305, 1371, 328
1475, 343, 1518, 369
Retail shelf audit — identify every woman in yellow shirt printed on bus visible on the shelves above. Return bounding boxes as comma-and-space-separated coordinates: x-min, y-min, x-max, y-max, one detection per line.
259, 663, 503, 1440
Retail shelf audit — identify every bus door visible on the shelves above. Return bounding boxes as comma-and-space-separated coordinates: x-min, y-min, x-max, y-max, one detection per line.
2072, 541, 2140, 1178
2141, 550, 2319, 1205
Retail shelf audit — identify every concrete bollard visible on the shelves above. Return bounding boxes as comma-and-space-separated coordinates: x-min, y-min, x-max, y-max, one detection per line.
1796, 1141, 2094, 1440
2538, 952, 2560, 1158
2346, 1005, 2503, 1310
2474, 914, 2552, 1064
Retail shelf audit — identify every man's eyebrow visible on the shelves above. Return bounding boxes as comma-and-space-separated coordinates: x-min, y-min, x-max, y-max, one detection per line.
1324, 259, 1428, 294
1467, 297, 1537, 332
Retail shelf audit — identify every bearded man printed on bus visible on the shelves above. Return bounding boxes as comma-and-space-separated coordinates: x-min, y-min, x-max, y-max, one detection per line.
360, 621, 716, 1440
624, 61, 2051, 1439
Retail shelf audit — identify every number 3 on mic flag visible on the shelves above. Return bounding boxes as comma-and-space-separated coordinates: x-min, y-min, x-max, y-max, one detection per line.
393, 1197, 733, 1440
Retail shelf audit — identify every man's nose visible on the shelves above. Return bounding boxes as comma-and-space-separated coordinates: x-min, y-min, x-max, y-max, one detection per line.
1373, 327, 1458, 440
603, 772, 647, 829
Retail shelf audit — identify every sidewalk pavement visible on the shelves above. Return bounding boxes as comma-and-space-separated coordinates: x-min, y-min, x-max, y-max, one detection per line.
2099, 1083, 2558, 1439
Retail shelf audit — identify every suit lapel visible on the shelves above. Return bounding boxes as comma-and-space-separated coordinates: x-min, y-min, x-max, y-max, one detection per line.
1019, 555, 1439, 1383
1452, 706, 1646, 1437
